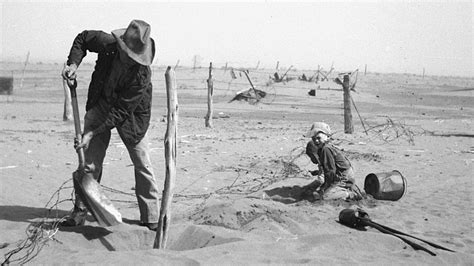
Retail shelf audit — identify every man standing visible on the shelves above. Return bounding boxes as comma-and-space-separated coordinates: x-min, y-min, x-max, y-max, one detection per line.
61, 20, 159, 230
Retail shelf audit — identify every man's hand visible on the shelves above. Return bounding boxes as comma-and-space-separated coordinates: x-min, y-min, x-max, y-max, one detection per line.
61, 63, 78, 80
75, 131, 94, 151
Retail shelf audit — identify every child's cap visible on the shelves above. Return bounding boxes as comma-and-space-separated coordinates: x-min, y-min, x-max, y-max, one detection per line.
304, 122, 331, 137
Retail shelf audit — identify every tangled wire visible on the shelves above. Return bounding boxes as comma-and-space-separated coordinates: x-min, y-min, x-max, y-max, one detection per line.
175, 147, 310, 199
101, 148, 311, 204
2, 179, 74, 265
1, 149, 309, 264
362, 116, 426, 145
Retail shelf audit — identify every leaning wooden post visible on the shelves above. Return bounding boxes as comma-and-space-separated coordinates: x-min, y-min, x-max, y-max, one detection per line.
174, 59, 180, 70
205, 62, 214, 128
154, 66, 178, 249
280, 65, 293, 81
62, 67, 73, 121
343, 74, 353, 134
243, 70, 259, 101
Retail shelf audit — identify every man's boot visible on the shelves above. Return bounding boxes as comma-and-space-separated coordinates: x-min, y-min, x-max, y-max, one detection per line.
60, 206, 87, 226
60, 175, 88, 226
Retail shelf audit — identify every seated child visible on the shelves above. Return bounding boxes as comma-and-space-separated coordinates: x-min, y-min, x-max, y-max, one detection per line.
303, 122, 361, 200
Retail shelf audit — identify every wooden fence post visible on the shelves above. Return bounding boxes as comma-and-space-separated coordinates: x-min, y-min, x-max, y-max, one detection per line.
205, 62, 214, 128
255, 60, 260, 70
154, 66, 178, 249
62, 67, 73, 121
275, 61, 279, 70
19, 51, 30, 89
343, 74, 353, 134
364, 64, 367, 75
223, 62, 228, 74
174, 60, 180, 70
422, 68, 425, 79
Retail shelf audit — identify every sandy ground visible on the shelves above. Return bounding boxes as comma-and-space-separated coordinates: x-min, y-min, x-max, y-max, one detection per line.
0, 62, 473, 264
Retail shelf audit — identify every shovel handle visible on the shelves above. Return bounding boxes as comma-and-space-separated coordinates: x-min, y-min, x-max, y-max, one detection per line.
371, 221, 454, 252
364, 219, 436, 256
66, 78, 85, 169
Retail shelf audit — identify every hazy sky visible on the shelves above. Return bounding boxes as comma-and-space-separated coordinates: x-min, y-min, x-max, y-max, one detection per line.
1, 1, 472, 76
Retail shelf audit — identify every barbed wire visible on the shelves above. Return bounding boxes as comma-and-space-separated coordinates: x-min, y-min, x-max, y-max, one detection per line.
1, 148, 310, 264
100, 147, 310, 205
2, 179, 74, 265
362, 116, 425, 145
176, 147, 310, 198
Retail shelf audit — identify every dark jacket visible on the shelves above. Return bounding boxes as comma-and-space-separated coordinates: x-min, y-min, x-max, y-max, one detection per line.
306, 141, 352, 191
67, 30, 153, 144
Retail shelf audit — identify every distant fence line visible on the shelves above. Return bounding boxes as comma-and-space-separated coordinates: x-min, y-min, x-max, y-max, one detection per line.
0, 62, 340, 94
151, 66, 317, 77
0, 65, 315, 78
150, 78, 319, 91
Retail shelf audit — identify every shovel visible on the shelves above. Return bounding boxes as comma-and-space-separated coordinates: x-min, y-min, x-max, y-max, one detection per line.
67, 78, 122, 227
339, 208, 454, 256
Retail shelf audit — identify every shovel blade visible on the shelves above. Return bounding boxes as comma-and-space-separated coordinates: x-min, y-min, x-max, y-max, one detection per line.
74, 171, 122, 227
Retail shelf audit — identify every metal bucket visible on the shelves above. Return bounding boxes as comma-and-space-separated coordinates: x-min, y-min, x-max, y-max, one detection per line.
364, 170, 407, 201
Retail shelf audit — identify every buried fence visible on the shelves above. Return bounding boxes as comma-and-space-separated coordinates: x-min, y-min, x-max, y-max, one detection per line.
159, 67, 344, 103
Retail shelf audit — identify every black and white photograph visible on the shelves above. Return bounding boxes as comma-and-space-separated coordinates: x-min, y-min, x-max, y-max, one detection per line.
0, 1, 472, 264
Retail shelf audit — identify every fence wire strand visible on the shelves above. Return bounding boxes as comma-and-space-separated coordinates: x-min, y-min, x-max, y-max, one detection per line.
2, 179, 73, 265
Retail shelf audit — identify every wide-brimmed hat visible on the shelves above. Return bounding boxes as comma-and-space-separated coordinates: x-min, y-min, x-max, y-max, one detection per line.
112, 20, 155, 66
304, 122, 331, 137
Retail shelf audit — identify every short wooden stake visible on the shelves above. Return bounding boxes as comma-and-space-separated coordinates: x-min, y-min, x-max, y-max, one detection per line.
223, 62, 228, 74
154, 66, 178, 249
343, 74, 353, 134
205, 62, 214, 128
255, 60, 260, 70
19, 51, 30, 89
62, 65, 73, 121
275, 61, 279, 70
174, 59, 180, 70
364, 64, 367, 75
422, 68, 425, 79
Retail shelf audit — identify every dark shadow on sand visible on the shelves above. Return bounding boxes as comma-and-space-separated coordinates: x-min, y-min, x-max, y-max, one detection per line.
451, 87, 474, 92
59, 225, 115, 251
263, 185, 313, 204
0, 205, 70, 223
121, 217, 141, 226
430, 132, 474, 138
0, 205, 116, 251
